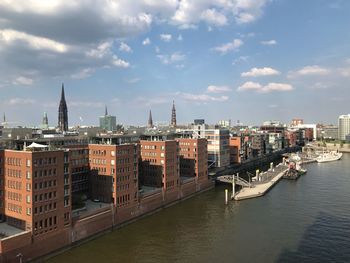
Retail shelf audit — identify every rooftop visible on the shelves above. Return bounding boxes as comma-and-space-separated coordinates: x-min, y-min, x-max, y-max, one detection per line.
0, 223, 26, 239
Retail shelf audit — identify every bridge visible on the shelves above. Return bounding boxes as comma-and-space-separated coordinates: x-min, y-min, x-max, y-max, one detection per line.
216, 174, 252, 188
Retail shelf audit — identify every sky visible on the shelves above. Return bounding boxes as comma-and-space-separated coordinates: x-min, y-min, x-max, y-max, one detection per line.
0, 0, 349, 127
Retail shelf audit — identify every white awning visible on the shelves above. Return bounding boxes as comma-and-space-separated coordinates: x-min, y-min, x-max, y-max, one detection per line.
27, 142, 48, 148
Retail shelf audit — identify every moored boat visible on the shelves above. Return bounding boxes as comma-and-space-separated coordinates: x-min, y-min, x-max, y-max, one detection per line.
316, 151, 343, 163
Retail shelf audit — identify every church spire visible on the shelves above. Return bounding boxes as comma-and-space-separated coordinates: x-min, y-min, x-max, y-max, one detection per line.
61, 83, 65, 101
105, 105, 108, 116
171, 100, 176, 127
148, 110, 153, 128
58, 83, 68, 132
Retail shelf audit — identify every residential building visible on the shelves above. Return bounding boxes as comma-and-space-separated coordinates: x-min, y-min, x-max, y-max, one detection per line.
338, 114, 350, 140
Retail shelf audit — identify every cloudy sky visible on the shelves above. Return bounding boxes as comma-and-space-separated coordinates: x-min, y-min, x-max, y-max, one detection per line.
0, 0, 349, 127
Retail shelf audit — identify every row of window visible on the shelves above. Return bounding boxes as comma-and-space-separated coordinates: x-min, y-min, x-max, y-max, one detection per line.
34, 168, 57, 178
7, 203, 31, 215
34, 202, 57, 214
34, 180, 57, 190
116, 193, 130, 206
33, 157, 57, 166
34, 216, 57, 233
4, 157, 22, 166
7, 180, 22, 190
7, 192, 31, 203
34, 191, 57, 202
116, 183, 130, 192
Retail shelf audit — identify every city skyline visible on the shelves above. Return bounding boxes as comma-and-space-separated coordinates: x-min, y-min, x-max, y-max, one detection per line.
1, 0, 350, 126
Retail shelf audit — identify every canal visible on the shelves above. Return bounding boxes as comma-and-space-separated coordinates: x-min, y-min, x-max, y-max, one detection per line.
49, 154, 350, 263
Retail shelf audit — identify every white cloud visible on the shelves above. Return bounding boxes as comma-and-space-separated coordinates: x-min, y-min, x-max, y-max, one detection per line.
237, 81, 262, 91
237, 81, 293, 93
13, 76, 33, 85
86, 41, 112, 58
0, 0, 271, 84
157, 51, 186, 65
181, 93, 229, 102
172, 0, 270, 27
261, 39, 277, 45
119, 42, 132, 53
8, 97, 36, 105
241, 67, 280, 77
213, 39, 243, 54
262, 82, 293, 92
232, 56, 249, 65
289, 65, 330, 78
0, 29, 68, 53
207, 85, 232, 93
200, 8, 227, 26
142, 37, 151, 45
112, 55, 130, 68
70, 68, 94, 79
160, 34, 172, 42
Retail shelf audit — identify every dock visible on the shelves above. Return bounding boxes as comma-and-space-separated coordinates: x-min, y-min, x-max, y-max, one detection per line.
234, 164, 288, 200
217, 163, 288, 201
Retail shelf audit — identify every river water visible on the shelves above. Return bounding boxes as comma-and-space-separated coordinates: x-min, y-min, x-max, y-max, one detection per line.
49, 154, 350, 263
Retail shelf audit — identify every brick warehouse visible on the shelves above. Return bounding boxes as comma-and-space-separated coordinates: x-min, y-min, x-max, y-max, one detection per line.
0, 139, 213, 262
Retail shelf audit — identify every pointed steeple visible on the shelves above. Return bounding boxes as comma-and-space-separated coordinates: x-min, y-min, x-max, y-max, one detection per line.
42, 112, 48, 125
171, 100, 176, 127
61, 83, 65, 101
148, 110, 153, 128
58, 83, 68, 132
3, 112, 5, 123
105, 105, 108, 116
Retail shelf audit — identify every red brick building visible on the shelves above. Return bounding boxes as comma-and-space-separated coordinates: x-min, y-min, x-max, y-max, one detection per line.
0, 145, 70, 236
229, 136, 241, 164
176, 138, 208, 182
88, 144, 139, 208
139, 140, 179, 192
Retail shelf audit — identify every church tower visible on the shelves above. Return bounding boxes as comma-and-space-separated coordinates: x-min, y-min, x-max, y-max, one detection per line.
58, 83, 68, 132
148, 110, 153, 128
171, 100, 176, 127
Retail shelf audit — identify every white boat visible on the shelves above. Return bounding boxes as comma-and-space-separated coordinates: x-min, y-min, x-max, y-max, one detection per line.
316, 151, 343, 163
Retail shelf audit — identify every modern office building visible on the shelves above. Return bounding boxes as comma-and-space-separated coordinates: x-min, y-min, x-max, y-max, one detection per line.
99, 107, 117, 132
192, 124, 230, 168
338, 114, 350, 140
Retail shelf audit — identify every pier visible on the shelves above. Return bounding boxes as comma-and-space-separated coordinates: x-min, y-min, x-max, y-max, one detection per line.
217, 163, 288, 201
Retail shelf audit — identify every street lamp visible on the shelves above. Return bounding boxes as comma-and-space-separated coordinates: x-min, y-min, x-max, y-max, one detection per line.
16, 253, 23, 263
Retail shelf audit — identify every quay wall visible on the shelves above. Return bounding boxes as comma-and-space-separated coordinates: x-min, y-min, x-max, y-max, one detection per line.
0, 179, 214, 262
